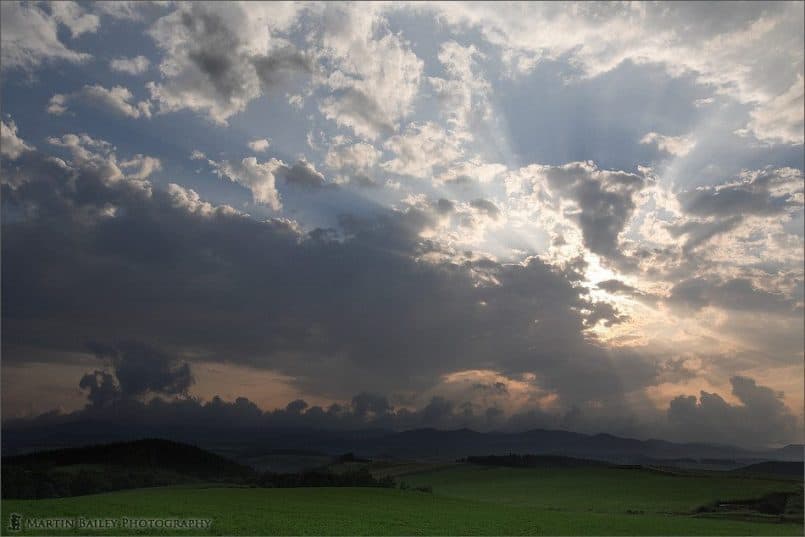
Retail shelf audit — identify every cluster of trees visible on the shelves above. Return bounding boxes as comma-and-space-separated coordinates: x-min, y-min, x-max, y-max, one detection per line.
253, 467, 394, 488
461, 454, 603, 468
2, 465, 187, 499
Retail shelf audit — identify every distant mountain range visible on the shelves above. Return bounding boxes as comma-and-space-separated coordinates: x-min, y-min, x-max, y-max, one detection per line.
2, 420, 802, 466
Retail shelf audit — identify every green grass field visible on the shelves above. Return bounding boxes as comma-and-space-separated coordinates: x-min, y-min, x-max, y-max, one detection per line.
2, 465, 802, 535
401, 464, 801, 514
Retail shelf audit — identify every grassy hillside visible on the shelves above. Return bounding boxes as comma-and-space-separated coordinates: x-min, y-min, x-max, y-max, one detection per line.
2, 485, 802, 536
2, 439, 254, 499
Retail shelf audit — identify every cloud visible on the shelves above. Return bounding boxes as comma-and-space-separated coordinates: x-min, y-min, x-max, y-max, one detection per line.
204, 155, 330, 208
678, 167, 803, 218
666, 167, 803, 252
423, 2, 804, 144
87, 341, 194, 399
0, 118, 34, 160
248, 138, 271, 153
145, 2, 310, 125
596, 279, 660, 305
324, 140, 381, 180
48, 85, 152, 119
49, 1, 100, 38
314, 4, 423, 139
208, 157, 284, 209
381, 122, 462, 178
640, 132, 696, 157
120, 155, 162, 180
109, 55, 150, 75
469, 198, 500, 220
668, 277, 798, 314
745, 74, 804, 145
2, 142, 660, 417
667, 376, 800, 447
0, 1, 93, 71
281, 159, 327, 189
428, 40, 491, 133
511, 161, 650, 267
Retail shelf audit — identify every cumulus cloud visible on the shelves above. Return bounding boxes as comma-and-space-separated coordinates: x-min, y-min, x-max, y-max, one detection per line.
745, 74, 804, 145
0, 118, 34, 160
667, 167, 803, 252
324, 140, 381, 185
87, 341, 193, 399
145, 2, 310, 124
109, 55, 150, 75
209, 157, 284, 210
668, 277, 798, 314
667, 376, 800, 447
510, 161, 650, 267
0, 1, 93, 71
48, 85, 152, 119
315, 3, 423, 139
120, 155, 162, 180
469, 198, 500, 220
204, 155, 329, 209
640, 132, 696, 157
381, 122, 462, 178
679, 167, 803, 218
248, 138, 271, 153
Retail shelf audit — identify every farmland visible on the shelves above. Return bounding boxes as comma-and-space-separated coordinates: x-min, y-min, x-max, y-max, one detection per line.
2, 463, 802, 535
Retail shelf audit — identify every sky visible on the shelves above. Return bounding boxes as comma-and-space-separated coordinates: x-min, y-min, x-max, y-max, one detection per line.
1, 1, 803, 449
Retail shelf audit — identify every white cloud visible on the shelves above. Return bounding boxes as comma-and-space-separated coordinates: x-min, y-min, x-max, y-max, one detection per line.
640, 132, 696, 157
746, 75, 804, 145
381, 122, 463, 178
49, 1, 100, 38
425, 2, 804, 146
248, 138, 272, 153
428, 41, 491, 132
208, 157, 284, 210
0, 1, 92, 71
167, 183, 238, 217
146, 2, 308, 125
109, 55, 151, 75
315, 3, 423, 139
48, 85, 152, 119
325, 140, 381, 174
120, 155, 162, 180
0, 118, 34, 160
92, 1, 148, 21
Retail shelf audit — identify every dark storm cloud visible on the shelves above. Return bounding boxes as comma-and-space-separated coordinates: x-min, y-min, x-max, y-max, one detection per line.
435, 198, 455, 215
9, 369, 798, 447
1, 144, 658, 412
87, 341, 193, 398
583, 302, 626, 328
668, 277, 799, 314
678, 167, 803, 218
279, 159, 327, 188
666, 215, 743, 253
667, 376, 799, 447
538, 162, 649, 268
596, 279, 660, 305
76, 340, 193, 408
668, 167, 803, 251
469, 198, 500, 219
78, 370, 119, 408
